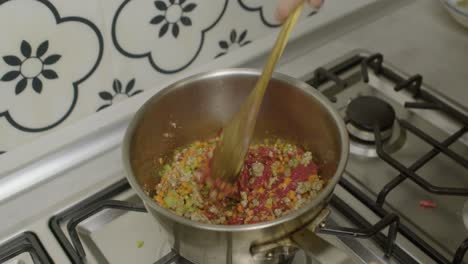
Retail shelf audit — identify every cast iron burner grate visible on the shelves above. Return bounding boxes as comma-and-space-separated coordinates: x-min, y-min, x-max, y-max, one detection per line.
307, 52, 468, 264
0, 232, 52, 264
48, 179, 302, 264
48, 177, 406, 264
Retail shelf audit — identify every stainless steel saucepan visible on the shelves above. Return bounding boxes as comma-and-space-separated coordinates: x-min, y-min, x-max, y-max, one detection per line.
123, 68, 350, 264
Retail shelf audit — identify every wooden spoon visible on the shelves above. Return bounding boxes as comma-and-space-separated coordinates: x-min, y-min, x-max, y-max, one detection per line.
211, 2, 305, 184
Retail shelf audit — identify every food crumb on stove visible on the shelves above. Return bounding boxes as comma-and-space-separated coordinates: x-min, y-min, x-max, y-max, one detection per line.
136, 240, 144, 248
419, 200, 437, 209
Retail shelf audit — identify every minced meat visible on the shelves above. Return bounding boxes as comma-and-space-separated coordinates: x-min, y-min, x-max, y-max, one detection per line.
152, 138, 325, 225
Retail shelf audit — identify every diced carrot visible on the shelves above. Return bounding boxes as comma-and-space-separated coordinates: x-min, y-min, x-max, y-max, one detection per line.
309, 175, 318, 182
278, 165, 284, 173
155, 192, 164, 205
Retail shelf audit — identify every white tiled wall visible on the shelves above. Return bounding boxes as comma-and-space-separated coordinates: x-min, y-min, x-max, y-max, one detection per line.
0, 0, 322, 153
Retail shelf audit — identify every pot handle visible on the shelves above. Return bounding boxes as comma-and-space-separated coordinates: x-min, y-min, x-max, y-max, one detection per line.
250, 207, 398, 263
250, 208, 355, 263
292, 207, 399, 263
290, 208, 357, 263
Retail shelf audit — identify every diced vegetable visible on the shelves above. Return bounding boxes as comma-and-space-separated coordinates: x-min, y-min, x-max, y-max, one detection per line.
419, 200, 437, 209
153, 137, 324, 225
136, 241, 144, 248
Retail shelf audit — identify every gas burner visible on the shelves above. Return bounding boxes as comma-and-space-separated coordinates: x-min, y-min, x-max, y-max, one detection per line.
346, 96, 396, 143
343, 96, 405, 158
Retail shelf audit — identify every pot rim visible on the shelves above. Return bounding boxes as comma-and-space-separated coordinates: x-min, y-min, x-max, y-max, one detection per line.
122, 68, 349, 232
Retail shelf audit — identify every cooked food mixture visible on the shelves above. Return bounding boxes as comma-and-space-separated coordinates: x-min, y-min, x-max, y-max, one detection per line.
153, 138, 325, 225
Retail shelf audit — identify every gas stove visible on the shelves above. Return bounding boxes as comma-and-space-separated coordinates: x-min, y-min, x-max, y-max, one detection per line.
305, 50, 468, 263
0, 50, 467, 264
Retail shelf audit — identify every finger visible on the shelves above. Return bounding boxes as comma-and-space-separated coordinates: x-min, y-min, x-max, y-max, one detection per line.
308, 0, 323, 8
275, 0, 303, 22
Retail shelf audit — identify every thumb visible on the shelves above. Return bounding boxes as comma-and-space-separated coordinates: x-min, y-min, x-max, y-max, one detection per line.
275, 0, 303, 22
276, 0, 323, 22
308, 0, 323, 8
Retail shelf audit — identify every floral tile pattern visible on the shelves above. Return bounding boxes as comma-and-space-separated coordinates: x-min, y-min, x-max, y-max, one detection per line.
2, 40, 61, 95
215, 29, 252, 58
238, 0, 282, 28
150, 0, 197, 38
112, 0, 228, 74
0, 0, 103, 133
0, 0, 331, 153
97, 78, 142, 112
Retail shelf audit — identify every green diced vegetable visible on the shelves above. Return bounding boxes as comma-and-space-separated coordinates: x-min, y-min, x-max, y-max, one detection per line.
291, 159, 299, 167
164, 190, 181, 209
159, 164, 171, 176
136, 240, 144, 248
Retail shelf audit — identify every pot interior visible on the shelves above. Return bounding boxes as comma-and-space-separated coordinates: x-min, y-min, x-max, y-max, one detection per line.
128, 71, 344, 201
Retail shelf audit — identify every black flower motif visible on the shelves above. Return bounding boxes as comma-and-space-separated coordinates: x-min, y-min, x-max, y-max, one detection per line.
150, 0, 197, 38
97, 78, 143, 111
215, 29, 252, 58
1, 40, 61, 95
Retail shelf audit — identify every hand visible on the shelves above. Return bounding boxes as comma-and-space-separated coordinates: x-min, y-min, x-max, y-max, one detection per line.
276, 0, 323, 22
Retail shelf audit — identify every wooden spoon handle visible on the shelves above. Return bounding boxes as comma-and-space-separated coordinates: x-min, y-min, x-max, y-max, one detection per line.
236, 1, 305, 148
251, 2, 305, 101
211, 2, 305, 183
